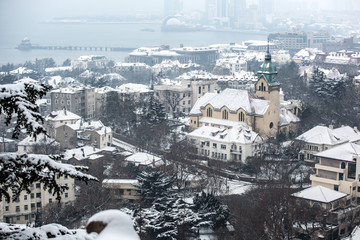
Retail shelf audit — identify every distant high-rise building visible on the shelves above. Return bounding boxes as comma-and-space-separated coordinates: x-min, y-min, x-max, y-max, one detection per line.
164, 0, 183, 17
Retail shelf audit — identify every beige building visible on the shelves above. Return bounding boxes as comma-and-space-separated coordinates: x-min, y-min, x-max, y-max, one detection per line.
310, 142, 360, 197
292, 185, 360, 239
102, 179, 141, 202
189, 49, 299, 139
56, 119, 112, 150
50, 86, 96, 119
154, 71, 217, 116
2, 176, 75, 224
45, 110, 82, 138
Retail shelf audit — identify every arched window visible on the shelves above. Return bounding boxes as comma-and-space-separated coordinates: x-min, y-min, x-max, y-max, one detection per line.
269, 122, 274, 129
239, 112, 245, 122
206, 108, 212, 117
261, 82, 264, 91
222, 109, 228, 120
263, 86, 266, 91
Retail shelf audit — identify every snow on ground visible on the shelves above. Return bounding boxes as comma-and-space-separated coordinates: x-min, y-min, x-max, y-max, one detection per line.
87, 210, 139, 240
0, 222, 95, 240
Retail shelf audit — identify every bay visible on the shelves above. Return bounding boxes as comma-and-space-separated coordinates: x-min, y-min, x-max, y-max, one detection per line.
0, 22, 267, 66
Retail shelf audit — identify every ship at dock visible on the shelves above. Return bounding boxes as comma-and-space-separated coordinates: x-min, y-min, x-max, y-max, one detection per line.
17, 38, 32, 50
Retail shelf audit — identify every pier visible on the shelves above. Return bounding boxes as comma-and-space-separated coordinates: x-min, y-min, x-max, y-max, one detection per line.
17, 44, 136, 52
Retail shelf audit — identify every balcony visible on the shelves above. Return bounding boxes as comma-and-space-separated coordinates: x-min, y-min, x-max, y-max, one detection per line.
315, 164, 346, 174
310, 175, 340, 186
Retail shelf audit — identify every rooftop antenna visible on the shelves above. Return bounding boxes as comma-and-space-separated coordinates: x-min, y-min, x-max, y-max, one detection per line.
267, 37, 270, 54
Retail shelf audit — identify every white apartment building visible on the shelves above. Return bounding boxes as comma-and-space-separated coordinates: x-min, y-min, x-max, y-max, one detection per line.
187, 122, 263, 162
71, 55, 109, 70
296, 125, 360, 162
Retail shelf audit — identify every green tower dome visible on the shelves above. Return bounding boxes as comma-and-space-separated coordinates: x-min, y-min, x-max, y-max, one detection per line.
257, 42, 279, 86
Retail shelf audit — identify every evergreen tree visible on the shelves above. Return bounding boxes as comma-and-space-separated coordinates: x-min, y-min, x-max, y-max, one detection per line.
193, 192, 230, 230
136, 170, 176, 207
0, 81, 96, 203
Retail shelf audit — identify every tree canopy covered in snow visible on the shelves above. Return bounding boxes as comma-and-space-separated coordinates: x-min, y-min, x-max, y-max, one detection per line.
0, 81, 97, 203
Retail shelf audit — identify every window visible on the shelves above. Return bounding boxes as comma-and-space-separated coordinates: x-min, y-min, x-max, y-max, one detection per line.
31, 203, 35, 210
36, 183, 40, 188
269, 122, 274, 129
49, 198, 52, 203
24, 205, 28, 211
16, 206, 20, 212
206, 108, 213, 117
31, 193, 34, 199
341, 162, 346, 169
24, 195, 27, 200
5, 206, 9, 211
65, 193, 68, 198
213, 143, 217, 148
198, 86, 201, 94
239, 112, 245, 122
222, 109, 228, 120
348, 163, 356, 179
221, 144, 226, 149
25, 215, 28, 220
339, 173, 343, 181
36, 202, 41, 208
36, 193, 41, 198
334, 185, 339, 191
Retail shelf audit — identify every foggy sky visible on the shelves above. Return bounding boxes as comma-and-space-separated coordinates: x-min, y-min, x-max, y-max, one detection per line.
0, 0, 359, 26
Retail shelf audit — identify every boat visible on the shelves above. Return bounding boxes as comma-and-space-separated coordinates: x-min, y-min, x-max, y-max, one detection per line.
17, 38, 32, 50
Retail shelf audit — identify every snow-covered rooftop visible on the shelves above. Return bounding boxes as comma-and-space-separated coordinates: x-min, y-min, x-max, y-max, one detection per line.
63, 146, 102, 160
279, 108, 300, 126
125, 152, 164, 167
295, 125, 347, 145
333, 126, 360, 143
292, 185, 347, 203
116, 83, 151, 93
46, 110, 82, 122
314, 142, 360, 162
190, 88, 269, 116
18, 133, 58, 147
103, 179, 138, 184
188, 124, 260, 145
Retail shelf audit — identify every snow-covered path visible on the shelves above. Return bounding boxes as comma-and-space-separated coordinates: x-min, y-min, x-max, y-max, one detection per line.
112, 138, 137, 153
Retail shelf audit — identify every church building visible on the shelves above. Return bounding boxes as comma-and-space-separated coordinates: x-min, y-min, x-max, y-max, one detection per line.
189, 46, 300, 139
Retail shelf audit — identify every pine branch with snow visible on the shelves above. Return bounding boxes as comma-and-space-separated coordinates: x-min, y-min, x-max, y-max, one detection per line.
0, 153, 97, 203
0, 81, 51, 139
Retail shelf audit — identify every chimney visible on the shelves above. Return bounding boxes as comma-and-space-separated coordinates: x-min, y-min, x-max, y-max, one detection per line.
329, 125, 334, 129
354, 126, 358, 132
63, 107, 67, 115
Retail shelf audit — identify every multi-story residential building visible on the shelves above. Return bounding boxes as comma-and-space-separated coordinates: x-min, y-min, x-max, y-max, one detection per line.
71, 55, 109, 70
94, 86, 115, 119
154, 71, 217, 116
292, 185, 360, 239
50, 86, 96, 119
2, 176, 75, 224
127, 45, 219, 66
269, 32, 308, 51
56, 119, 112, 150
296, 125, 359, 162
45, 109, 82, 138
102, 179, 141, 202
187, 123, 262, 162
189, 49, 300, 139
310, 142, 360, 196
216, 71, 257, 91
114, 62, 151, 74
